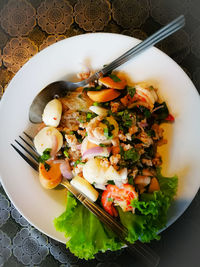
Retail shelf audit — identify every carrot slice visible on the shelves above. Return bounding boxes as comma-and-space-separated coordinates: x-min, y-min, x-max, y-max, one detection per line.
99, 76, 127, 90
87, 89, 120, 102
39, 161, 62, 189
148, 177, 160, 193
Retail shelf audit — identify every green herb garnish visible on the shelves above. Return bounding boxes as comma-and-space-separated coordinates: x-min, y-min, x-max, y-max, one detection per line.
44, 162, 50, 171
83, 86, 102, 92
38, 148, 52, 171
99, 143, 108, 147
38, 148, 51, 163
127, 86, 136, 98
149, 86, 154, 90
78, 119, 85, 123
116, 110, 133, 129
64, 148, 69, 158
108, 74, 121, 82
107, 180, 115, 185
107, 197, 113, 202
102, 119, 114, 139
128, 175, 134, 185
153, 102, 169, 121
86, 112, 97, 122
147, 129, 155, 137
139, 106, 151, 118
74, 157, 85, 167
124, 149, 140, 162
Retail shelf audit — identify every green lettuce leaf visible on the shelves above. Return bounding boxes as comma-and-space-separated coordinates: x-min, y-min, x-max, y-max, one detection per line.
54, 169, 178, 259
128, 169, 178, 242
54, 192, 122, 259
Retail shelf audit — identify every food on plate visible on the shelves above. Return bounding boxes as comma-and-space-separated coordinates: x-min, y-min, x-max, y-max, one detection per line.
87, 88, 121, 102
39, 161, 62, 189
34, 126, 63, 155
33, 71, 178, 259
71, 175, 99, 202
42, 99, 62, 127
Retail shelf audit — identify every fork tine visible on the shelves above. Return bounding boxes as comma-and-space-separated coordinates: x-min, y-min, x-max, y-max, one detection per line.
19, 135, 39, 155
15, 139, 39, 163
11, 144, 39, 171
23, 131, 34, 142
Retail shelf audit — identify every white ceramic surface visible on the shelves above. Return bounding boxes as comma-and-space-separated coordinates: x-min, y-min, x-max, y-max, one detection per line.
0, 33, 200, 243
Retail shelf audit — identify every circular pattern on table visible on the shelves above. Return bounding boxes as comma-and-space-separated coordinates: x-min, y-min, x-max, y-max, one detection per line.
0, 230, 12, 266
0, 193, 10, 227
0, 69, 14, 88
112, 0, 149, 29
37, 0, 73, 34
188, 0, 200, 22
28, 26, 46, 46
122, 28, 148, 40
10, 203, 30, 227
39, 35, 66, 51
150, 0, 189, 25
0, 28, 9, 49
103, 20, 122, 34
0, 0, 36, 37
3, 37, 38, 73
0, 49, 2, 68
159, 29, 190, 63
191, 26, 200, 59
0, 85, 3, 99
74, 0, 111, 31
49, 238, 78, 264
65, 25, 85, 38
13, 227, 49, 265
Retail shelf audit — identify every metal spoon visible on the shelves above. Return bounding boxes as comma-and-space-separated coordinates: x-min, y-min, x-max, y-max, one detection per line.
29, 15, 185, 124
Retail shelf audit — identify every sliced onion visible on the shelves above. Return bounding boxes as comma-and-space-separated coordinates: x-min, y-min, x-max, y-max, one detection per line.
138, 121, 148, 128
82, 146, 111, 160
119, 168, 128, 181
59, 159, 73, 180
76, 144, 82, 150
50, 134, 58, 157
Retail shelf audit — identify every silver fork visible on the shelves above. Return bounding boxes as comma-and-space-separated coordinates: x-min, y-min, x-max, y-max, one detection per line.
11, 132, 160, 267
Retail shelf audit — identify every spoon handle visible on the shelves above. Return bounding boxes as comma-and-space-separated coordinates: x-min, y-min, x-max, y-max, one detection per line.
80, 15, 185, 86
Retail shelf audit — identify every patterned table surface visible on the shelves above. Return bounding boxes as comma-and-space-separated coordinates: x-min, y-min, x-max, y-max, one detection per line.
0, 1, 200, 267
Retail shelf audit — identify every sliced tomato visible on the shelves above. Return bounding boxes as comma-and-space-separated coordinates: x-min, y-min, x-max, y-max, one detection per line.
165, 114, 175, 122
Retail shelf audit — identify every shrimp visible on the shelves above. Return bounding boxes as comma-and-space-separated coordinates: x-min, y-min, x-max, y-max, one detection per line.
101, 184, 138, 217
86, 116, 119, 145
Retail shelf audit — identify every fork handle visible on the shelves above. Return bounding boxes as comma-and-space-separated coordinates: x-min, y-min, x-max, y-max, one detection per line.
77, 15, 185, 87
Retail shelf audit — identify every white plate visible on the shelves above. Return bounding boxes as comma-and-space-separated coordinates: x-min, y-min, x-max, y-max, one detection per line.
0, 33, 200, 244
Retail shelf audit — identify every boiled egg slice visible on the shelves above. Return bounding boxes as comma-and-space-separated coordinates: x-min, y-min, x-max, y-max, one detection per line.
42, 99, 62, 127
34, 126, 63, 155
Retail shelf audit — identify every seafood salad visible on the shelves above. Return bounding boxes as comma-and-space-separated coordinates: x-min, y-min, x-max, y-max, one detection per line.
33, 71, 178, 259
